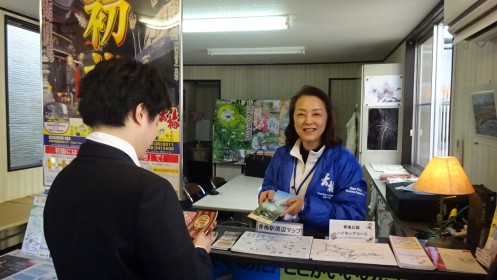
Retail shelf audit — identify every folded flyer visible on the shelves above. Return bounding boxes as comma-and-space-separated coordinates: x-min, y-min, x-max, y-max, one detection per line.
248, 190, 294, 224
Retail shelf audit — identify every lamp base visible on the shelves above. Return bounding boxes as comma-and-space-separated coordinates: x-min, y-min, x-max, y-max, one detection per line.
425, 236, 467, 249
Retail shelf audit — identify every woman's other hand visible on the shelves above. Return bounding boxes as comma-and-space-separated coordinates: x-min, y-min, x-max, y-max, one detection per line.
280, 197, 304, 216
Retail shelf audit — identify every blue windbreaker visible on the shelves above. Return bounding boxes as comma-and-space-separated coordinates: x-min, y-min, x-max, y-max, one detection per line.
260, 145, 367, 236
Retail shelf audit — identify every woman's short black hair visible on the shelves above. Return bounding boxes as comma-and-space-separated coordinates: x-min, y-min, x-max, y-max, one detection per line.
78, 56, 171, 127
284, 85, 343, 147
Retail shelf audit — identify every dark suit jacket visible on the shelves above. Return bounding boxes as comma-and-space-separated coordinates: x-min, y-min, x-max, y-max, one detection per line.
44, 140, 213, 279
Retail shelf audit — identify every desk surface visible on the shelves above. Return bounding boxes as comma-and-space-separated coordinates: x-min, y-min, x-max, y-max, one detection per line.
211, 226, 487, 280
193, 175, 262, 213
364, 164, 432, 237
0, 196, 34, 232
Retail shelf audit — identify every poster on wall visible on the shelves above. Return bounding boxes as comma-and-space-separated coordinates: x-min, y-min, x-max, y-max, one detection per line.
41, 0, 183, 194
367, 108, 398, 150
212, 100, 253, 164
471, 90, 497, 138
212, 99, 289, 164
252, 100, 290, 151
364, 75, 402, 106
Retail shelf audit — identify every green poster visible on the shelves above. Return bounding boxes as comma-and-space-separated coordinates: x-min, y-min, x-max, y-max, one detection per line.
213, 100, 253, 164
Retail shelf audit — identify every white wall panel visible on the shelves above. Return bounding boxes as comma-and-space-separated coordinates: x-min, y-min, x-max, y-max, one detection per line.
452, 38, 497, 192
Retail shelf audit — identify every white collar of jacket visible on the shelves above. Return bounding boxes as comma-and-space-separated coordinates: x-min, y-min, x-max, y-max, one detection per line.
290, 139, 326, 163
86, 132, 141, 167
289, 139, 326, 198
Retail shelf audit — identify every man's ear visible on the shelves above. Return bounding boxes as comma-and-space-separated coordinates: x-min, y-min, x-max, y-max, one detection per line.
131, 103, 147, 125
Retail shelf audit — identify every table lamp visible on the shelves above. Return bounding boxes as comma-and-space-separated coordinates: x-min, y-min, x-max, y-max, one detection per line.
413, 156, 475, 247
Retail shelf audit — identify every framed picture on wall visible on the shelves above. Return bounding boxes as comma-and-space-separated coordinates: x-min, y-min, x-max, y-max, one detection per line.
364, 75, 402, 106
367, 108, 399, 150
471, 90, 497, 138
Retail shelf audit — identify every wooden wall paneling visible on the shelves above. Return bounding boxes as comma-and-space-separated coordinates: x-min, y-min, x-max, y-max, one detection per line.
452, 37, 497, 192
329, 78, 361, 145
451, 44, 467, 164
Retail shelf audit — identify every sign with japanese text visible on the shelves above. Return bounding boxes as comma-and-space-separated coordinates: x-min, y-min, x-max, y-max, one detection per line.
41, 0, 182, 194
255, 221, 303, 236
329, 220, 375, 243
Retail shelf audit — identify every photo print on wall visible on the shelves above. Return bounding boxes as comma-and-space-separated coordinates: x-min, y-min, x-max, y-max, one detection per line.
364, 75, 402, 106
367, 108, 399, 150
471, 90, 497, 138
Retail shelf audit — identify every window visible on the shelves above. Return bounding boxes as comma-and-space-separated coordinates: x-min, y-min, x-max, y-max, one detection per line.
5, 16, 42, 171
413, 23, 453, 167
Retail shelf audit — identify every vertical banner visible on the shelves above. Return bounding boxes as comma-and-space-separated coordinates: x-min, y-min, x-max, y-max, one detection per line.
41, 0, 183, 194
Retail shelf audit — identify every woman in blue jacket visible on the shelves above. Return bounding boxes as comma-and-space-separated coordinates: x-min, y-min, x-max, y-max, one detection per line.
259, 85, 367, 237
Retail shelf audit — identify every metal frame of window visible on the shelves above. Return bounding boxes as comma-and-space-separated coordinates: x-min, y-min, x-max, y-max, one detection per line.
401, 2, 445, 170
412, 23, 452, 168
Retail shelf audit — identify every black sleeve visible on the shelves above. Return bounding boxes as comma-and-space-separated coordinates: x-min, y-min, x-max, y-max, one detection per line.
135, 179, 213, 280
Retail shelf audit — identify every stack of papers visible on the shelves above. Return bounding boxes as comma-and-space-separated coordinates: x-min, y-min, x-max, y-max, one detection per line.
389, 235, 435, 270
371, 164, 409, 174
426, 247, 487, 274
212, 231, 242, 250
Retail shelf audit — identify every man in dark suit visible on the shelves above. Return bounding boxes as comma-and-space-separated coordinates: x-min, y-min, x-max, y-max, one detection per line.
44, 57, 214, 279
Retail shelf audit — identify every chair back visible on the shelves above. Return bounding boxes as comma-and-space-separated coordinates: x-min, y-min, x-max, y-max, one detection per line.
210, 177, 227, 190
183, 183, 206, 203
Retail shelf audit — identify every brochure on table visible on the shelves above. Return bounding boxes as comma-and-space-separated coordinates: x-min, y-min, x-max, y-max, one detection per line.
426, 247, 487, 274
21, 195, 51, 259
389, 235, 435, 270
0, 250, 55, 280
247, 190, 295, 224
476, 207, 497, 268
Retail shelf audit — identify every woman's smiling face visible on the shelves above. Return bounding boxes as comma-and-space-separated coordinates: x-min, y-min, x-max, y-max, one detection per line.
293, 95, 327, 150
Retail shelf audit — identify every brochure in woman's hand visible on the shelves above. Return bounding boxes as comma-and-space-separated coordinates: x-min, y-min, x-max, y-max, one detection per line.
248, 190, 295, 224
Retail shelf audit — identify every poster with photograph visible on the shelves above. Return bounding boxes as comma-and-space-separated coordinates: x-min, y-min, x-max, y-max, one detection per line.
367, 108, 398, 150
251, 100, 290, 151
471, 90, 497, 138
212, 99, 289, 164
212, 100, 253, 164
41, 0, 182, 193
364, 75, 402, 105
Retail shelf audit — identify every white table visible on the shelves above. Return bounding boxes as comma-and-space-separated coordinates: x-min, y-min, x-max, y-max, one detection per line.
193, 174, 263, 213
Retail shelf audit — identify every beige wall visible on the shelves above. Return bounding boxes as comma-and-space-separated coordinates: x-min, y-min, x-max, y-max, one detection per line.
451, 39, 497, 191
184, 63, 363, 179
0, 10, 44, 203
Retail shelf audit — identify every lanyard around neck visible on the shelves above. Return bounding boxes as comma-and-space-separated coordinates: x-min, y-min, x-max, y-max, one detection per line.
292, 155, 322, 196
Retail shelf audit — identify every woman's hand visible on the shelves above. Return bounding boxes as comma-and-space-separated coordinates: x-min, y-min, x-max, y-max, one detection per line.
259, 190, 275, 205
280, 197, 304, 216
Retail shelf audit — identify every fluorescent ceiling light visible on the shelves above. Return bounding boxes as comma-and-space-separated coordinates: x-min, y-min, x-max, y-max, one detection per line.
207, 47, 305, 56
183, 15, 291, 33
138, 15, 181, 30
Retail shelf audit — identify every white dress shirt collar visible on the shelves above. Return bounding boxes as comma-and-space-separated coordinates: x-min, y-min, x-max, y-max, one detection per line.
86, 132, 141, 167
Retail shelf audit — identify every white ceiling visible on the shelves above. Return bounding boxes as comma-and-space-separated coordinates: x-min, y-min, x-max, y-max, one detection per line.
1, 0, 440, 65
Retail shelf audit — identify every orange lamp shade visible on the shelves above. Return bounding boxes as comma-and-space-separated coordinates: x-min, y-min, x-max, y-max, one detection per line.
413, 156, 475, 195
